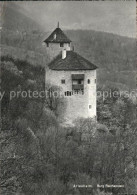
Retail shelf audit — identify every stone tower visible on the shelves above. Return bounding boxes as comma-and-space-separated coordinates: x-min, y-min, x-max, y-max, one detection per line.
44, 24, 97, 125
44, 22, 71, 60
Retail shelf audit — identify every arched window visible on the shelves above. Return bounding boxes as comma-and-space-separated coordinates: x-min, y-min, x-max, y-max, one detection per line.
87, 79, 90, 84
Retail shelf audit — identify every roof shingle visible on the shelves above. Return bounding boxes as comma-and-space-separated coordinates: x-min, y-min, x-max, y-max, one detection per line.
44, 28, 71, 43
48, 51, 97, 70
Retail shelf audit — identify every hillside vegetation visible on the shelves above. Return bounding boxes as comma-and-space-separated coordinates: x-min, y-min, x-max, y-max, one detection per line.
1, 2, 136, 90
1, 56, 137, 194
2, 28, 136, 90
2, 29, 136, 90
1, 3, 136, 194
66, 30, 136, 90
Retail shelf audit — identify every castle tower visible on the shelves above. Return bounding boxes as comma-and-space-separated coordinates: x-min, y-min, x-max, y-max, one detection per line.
44, 22, 71, 60
45, 24, 97, 125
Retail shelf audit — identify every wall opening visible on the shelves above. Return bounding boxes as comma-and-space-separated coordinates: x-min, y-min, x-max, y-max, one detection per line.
87, 79, 90, 84
72, 74, 84, 95
65, 91, 72, 96
60, 43, 64, 47
61, 79, 65, 84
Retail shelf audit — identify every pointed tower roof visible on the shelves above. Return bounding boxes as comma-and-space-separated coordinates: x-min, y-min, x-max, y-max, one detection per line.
44, 23, 71, 43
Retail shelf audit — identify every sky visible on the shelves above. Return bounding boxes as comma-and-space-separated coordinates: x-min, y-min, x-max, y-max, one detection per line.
15, 1, 136, 38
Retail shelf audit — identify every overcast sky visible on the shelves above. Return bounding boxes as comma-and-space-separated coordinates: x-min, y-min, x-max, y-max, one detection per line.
15, 1, 136, 38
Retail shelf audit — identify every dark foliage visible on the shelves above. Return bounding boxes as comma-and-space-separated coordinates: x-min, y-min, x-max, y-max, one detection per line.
1, 57, 137, 194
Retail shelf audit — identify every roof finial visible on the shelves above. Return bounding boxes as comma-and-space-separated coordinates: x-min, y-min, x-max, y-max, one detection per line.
57, 21, 59, 28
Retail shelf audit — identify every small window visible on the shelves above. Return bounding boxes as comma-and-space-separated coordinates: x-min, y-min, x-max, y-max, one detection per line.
61, 79, 65, 84
87, 79, 90, 84
89, 105, 92, 109
67, 91, 70, 96
60, 43, 64, 47
95, 79, 96, 83
47, 43, 49, 47
65, 91, 71, 96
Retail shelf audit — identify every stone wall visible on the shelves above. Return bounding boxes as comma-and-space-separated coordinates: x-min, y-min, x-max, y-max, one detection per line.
45, 68, 96, 124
